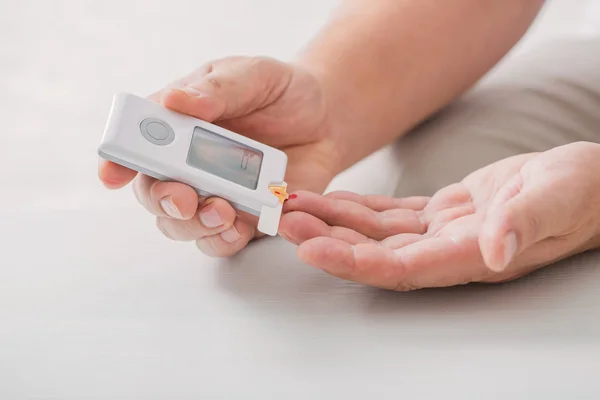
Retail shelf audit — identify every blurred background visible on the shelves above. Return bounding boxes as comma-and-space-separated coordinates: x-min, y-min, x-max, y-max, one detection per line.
2, 1, 600, 398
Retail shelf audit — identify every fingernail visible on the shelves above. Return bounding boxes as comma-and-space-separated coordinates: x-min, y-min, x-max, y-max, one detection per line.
160, 196, 183, 219
502, 231, 518, 270
221, 226, 241, 243
199, 204, 223, 228
179, 86, 204, 97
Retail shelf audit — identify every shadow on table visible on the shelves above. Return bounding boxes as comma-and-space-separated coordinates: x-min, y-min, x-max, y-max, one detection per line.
215, 237, 600, 337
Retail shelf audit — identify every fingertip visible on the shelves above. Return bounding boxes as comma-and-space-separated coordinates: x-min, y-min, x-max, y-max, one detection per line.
479, 213, 511, 273
98, 159, 137, 189
196, 219, 254, 257
279, 211, 329, 245
222, 219, 254, 246
282, 190, 321, 212
150, 181, 199, 219
199, 197, 237, 229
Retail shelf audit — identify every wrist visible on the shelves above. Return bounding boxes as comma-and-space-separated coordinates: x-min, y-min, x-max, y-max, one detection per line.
292, 59, 369, 174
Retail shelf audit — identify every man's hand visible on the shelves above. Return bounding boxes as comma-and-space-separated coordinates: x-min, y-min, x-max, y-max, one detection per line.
279, 142, 600, 291
98, 56, 341, 257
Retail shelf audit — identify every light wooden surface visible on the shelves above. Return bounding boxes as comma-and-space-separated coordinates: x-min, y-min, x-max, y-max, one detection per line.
2, 1, 600, 398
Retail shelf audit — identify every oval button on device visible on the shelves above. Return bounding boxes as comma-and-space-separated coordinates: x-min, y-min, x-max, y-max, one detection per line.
146, 122, 169, 140
139, 118, 175, 145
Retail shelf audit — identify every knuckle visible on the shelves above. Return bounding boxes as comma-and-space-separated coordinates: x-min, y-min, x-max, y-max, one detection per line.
206, 76, 222, 89
200, 62, 214, 75
247, 56, 286, 86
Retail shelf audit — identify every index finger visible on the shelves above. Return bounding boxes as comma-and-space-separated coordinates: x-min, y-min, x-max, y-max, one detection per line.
298, 234, 490, 291
284, 191, 426, 240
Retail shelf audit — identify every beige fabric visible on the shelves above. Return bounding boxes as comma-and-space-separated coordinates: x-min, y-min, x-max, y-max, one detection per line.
394, 38, 600, 197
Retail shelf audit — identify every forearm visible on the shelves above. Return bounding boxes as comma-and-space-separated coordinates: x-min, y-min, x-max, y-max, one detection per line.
297, 0, 545, 171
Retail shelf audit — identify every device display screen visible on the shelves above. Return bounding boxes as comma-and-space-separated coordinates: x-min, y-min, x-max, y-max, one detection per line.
186, 126, 263, 190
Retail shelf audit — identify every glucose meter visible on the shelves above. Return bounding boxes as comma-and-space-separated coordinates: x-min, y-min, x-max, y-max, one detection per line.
98, 92, 289, 236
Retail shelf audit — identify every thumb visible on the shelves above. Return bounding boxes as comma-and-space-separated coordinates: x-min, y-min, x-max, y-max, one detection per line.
158, 56, 292, 123
479, 172, 570, 272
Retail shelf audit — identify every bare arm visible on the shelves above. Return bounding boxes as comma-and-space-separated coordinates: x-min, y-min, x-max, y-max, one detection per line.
297, 0, 546, 171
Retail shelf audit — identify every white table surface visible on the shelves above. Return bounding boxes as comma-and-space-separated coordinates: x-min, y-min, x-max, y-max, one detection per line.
2, 1, 600, 398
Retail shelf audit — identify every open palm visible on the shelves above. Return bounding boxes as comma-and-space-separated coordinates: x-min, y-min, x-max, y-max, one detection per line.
280, 142, 600, 290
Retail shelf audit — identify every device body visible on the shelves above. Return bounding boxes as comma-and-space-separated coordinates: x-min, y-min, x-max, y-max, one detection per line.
98, 93, 288, 236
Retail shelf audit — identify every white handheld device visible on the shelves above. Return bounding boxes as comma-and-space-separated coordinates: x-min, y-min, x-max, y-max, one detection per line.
98, 93, 289, 236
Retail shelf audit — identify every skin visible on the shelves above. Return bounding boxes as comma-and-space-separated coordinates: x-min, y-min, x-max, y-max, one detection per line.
99, 57, 339, 256
281, 142, 600, 290
96, 0, 580, 290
